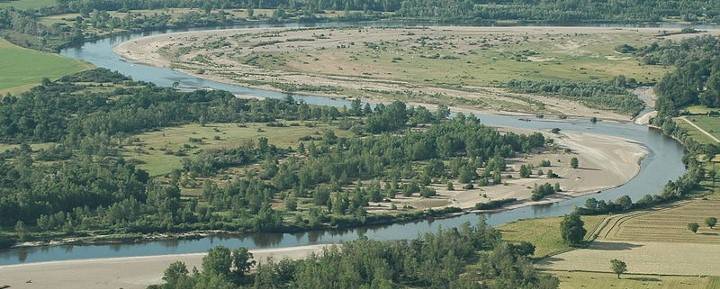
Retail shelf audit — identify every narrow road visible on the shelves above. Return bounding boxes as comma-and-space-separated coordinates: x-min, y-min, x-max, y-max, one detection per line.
678, 116, 720, 143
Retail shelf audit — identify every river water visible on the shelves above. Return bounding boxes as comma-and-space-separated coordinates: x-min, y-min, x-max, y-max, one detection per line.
0, 22, 686, 265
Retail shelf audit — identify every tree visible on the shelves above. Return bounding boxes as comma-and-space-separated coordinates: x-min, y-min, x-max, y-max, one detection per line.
706, 217, 717, 229
519, 164, 531, 178
610, 259, 627, 279
560, 213, 586, 246
688, 222, 700, 233
232, 248, 256, 279
202, 246, 233, 278
509, 241, 535, 257
163, 261, 189, 285
570, 157, 579, 169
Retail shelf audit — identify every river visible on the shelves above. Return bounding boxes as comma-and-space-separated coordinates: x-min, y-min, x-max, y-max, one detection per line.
0, 22, 686, 265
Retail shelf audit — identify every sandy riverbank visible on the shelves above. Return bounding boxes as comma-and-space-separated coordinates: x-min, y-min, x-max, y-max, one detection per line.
386, 129, 647, 210
0, 244, 329, 289
113, 25, 684, 122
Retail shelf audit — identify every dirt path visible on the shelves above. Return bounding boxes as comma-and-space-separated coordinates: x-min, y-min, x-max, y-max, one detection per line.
678, 116, 720, 143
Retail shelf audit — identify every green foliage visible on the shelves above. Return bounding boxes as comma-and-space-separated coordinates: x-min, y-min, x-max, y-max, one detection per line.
475, 198, 517, 210
560, 213, 586, 246
519, 164, 532, 178
706, 217, 717, 228
570, 157, 579, 169
688, 222, 700, 233
531, 183, 559, 201
651, 36, 720, 115
505, 78, 644, 116
610, 259, 628, 279
155, 219, 560, 289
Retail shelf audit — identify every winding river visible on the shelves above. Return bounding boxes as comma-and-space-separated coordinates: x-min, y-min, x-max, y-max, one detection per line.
0, 22, 687, 265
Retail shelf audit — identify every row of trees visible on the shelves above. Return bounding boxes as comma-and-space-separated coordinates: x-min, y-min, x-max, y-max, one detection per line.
504, 77, 645, 116
397, 0, 720, 24
151, 220, 560, 289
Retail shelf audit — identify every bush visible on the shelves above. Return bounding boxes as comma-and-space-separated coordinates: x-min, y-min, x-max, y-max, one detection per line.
474, 198, 517, 210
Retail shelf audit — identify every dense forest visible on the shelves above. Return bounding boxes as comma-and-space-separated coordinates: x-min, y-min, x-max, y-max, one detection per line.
149, 220, 559, 289
44, 0, 720, 25
649, 36, 720, 115
0, 69, 548, 246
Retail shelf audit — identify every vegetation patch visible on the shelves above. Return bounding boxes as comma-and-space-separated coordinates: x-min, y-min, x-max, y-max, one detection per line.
0, 39, 91, 94
499, 215, 605, 258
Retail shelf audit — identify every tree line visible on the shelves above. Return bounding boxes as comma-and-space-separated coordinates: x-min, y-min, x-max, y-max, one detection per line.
150, 219, 559, 289
504, 77, 645, 116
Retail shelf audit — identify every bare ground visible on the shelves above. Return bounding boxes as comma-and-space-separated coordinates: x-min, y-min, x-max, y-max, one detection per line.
538, 240, 720, 276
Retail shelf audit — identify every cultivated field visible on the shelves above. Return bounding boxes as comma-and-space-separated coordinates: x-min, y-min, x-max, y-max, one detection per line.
0, 39, 91, 94
551, 271, 720, 289
596, 200, 720, 244
538, 240, 720, 276
116, 26, 675, 120
541, 200, 720, 276
122, 122, 350, 176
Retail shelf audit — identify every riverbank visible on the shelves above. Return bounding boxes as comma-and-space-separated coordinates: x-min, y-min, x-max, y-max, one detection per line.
404, 130, 648, 210
114, 25, 678, 122
0, 244, 329, 289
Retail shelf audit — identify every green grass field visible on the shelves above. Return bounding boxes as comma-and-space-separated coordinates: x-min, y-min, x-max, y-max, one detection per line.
677, 118, 718, 144
0, 39, 92, 94
0, 0, 55, 9
551, 271, 720, 289
499, 215, 606, 258
123, 122, 351, 176
683, 115, 720, 142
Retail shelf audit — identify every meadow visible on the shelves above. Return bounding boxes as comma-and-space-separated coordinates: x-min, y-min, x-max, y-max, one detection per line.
680, 115, 720, 144
0, 0, 55, 9
122, 122, 350, 176
499, 215, 606, 258
0, 39, 91, 94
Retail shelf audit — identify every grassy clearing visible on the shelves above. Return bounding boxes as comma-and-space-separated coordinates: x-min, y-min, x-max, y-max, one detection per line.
0, 142, 55, 153
601, 200, 720, 244
683, 115, 720, 142
676, 117, 718, 144
0, 39, 92, 94
0, 0, 55, 9
499, 215, 605, 258
550, 271, 720, 289
123, 122, 350, 176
